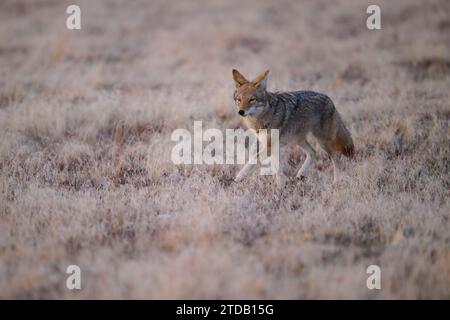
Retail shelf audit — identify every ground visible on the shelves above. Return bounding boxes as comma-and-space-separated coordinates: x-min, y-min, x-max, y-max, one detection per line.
0, 0, 449, 299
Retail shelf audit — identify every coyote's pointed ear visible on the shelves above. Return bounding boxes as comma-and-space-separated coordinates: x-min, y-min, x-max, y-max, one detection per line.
232, 69, 249, 87
253, 69, 269, 90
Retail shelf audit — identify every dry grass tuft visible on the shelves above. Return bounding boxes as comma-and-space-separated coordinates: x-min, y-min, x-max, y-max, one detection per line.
0, 0, 449, 299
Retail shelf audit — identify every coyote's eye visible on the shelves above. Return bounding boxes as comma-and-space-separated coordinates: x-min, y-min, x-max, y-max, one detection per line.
236, 97, 242, 104
249, 97, 256, 104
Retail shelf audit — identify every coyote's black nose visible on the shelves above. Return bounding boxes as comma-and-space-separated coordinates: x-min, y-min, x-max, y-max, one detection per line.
238, 110, 245, 116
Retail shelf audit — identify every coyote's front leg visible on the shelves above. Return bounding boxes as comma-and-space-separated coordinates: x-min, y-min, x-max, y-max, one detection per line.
234, 162, 257, 182
235, 134, 283, 182
235, 150, 285, 183
234, 143, 265, 182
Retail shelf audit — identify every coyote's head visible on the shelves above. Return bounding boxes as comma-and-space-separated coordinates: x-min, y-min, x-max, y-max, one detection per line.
232, 68, 269, 117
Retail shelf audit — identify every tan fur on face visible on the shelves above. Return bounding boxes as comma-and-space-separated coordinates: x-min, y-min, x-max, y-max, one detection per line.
234, 84, 258, 108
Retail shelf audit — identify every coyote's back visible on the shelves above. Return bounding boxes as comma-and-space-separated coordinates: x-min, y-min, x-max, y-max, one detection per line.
268, 90, 355, 157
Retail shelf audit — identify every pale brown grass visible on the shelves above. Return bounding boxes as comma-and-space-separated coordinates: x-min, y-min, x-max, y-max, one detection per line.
0, 0, 449, 299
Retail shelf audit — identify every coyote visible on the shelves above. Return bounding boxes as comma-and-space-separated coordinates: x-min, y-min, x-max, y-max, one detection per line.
232, 68, 354, 183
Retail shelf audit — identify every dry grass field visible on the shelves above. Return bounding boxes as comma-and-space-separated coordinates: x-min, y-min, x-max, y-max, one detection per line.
0, 0, 449, 299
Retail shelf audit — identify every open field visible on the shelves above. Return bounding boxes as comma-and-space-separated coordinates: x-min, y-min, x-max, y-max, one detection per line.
0, 0, 449, 298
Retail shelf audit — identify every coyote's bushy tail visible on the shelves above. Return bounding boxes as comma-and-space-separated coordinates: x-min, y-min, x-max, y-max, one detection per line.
334, 115, 354, 158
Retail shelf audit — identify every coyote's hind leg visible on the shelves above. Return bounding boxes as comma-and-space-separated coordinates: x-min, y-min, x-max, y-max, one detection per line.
296, 139, 316, 179
316, 139, 342, 184
330, 153, 342, 184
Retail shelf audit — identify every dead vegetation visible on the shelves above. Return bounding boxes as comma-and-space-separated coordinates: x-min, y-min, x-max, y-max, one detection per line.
0, 0, 449, 299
